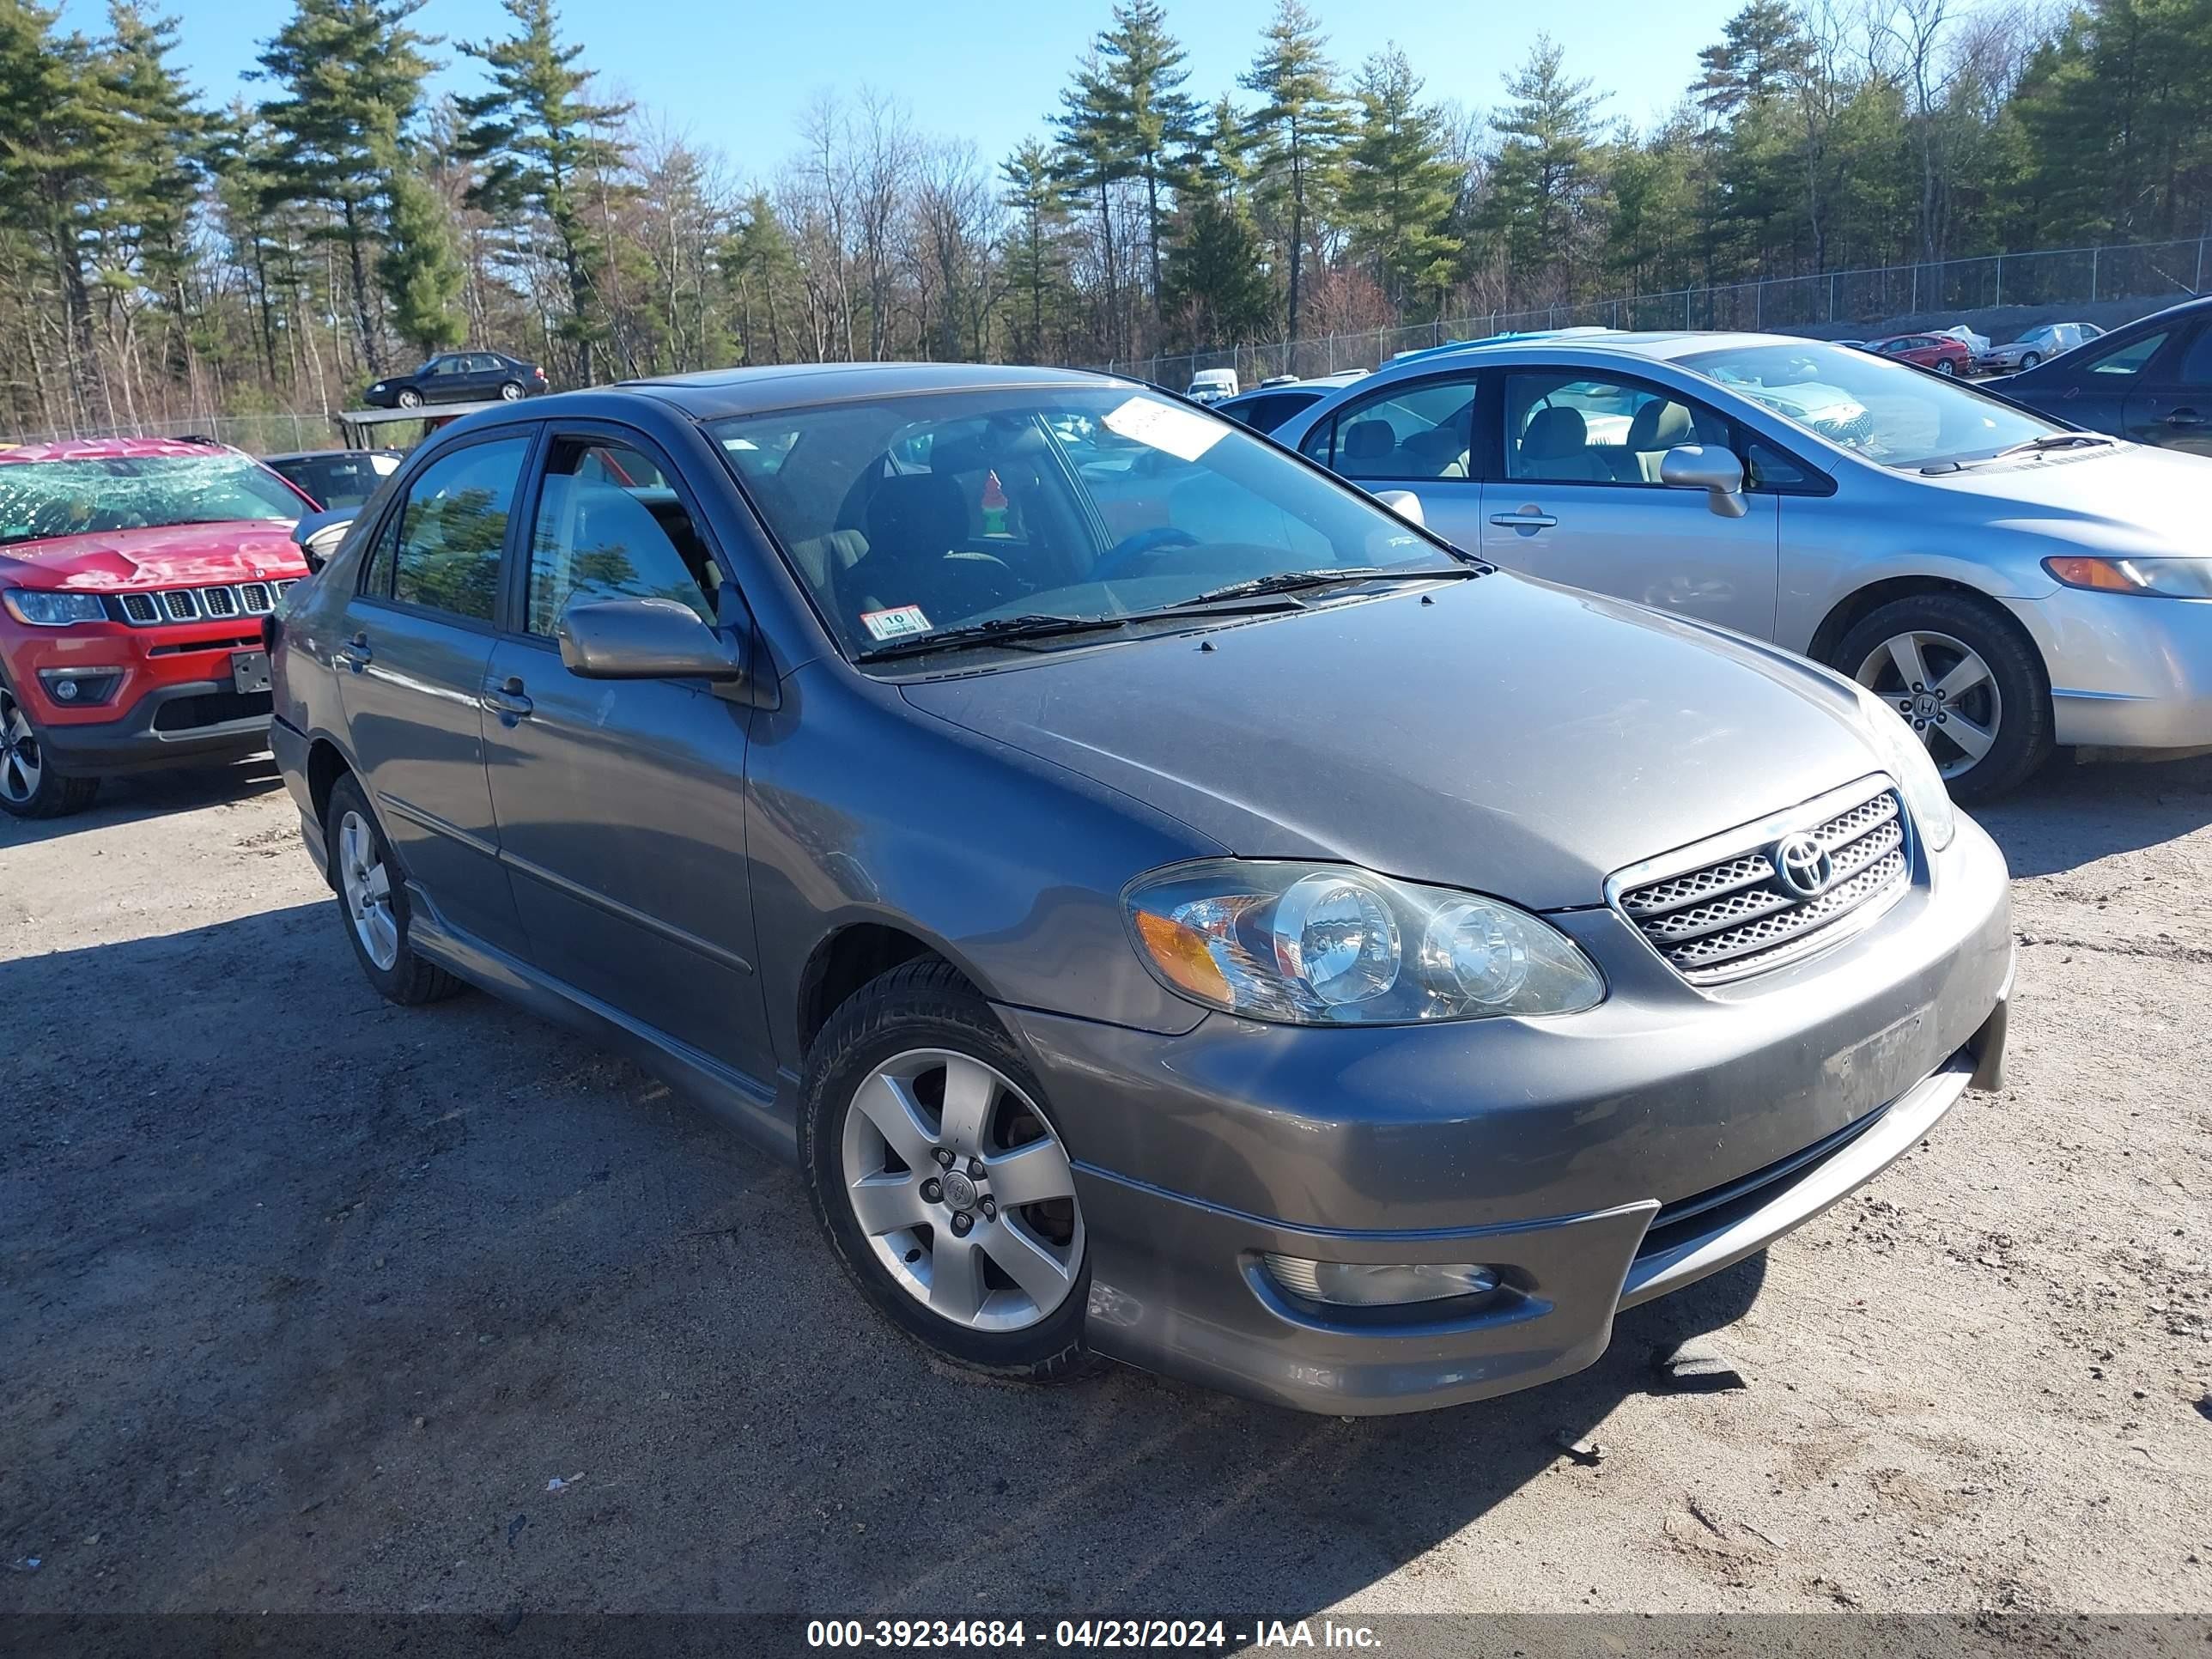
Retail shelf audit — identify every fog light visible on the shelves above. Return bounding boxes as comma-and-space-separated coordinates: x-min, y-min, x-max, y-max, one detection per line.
52, 678, 79, 701
37, 667, 122, 706
1264, 1255, 1498, 1307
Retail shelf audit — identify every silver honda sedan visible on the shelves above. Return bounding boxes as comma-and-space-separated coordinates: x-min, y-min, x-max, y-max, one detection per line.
1272, 332, 2212, 798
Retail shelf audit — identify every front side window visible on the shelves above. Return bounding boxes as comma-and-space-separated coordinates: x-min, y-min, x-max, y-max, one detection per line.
1504, 370, 1732, 484
2084, 332, 2167, 376
1683, 340, 2065, 470
0, 453, 301, 547
526, 438, 714, 636
2174, 327, 2212, 387
1310, 377, 1476, 481
710, 388, 1459, 662
379, 437, 529, 622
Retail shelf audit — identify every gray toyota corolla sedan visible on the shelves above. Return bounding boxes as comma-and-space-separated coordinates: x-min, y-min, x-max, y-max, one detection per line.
268, 364, 2012, 1414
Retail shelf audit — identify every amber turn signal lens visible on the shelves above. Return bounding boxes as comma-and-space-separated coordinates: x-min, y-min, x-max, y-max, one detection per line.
2043, 556, 2142, 592
1133, 909, 1231, 1003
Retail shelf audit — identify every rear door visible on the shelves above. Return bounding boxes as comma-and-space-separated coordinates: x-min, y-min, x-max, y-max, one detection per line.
1476, 365, 1780, 638
2122, 323, 2212, 458
1296, 370, 1484, 547
478, 424, 775, 1080
335, 429, 535, 957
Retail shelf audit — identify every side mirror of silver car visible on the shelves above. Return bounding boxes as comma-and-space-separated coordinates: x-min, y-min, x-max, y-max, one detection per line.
290, 509, 355, 573
1372, 489, 1426, 528
557, 598, 747, 684
1658, 444, 1749, 520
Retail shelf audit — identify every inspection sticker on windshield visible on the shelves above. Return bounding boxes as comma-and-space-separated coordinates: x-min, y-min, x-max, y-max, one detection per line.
1103, 395, 1225, 462
860, 604, 933, 642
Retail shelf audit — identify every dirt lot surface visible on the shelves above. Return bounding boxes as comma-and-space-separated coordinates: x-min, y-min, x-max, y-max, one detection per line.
3, 753, 2209, 1627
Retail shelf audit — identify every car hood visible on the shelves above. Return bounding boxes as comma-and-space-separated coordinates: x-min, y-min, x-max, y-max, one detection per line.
899, 573, 1889, 910
0, 520, 307, 590
1916, 441, 2209, 553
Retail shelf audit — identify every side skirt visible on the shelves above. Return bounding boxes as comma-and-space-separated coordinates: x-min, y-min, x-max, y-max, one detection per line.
405, 886, 798, 1164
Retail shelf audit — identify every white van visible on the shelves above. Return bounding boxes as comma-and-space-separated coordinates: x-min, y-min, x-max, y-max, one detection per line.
1184, 368, 1239, 404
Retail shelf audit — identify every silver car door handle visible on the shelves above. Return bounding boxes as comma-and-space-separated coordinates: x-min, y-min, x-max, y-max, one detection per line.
482, 677, 533, 720
1489, 509, 1559, 530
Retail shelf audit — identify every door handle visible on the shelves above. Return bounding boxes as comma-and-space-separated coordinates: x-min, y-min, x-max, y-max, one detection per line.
482, 675, 533, 720
1489, 508, 1559, 531
2166, 409, 2204, 428
336, 631, 373, 671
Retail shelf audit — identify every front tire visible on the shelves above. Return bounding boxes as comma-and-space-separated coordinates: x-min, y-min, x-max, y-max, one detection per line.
801, 959, 1095, 1384
396, 387, 422, 409
0, 681, 100, 819
2018, 351, 2041, 371
324, 773, 464, 1004
1836, 593, 2051, 802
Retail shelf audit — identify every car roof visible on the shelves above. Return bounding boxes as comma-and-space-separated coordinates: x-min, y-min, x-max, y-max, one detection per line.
590, 360, 1124, 422
0, 435, 238, 465
1363, 329, 1839, 373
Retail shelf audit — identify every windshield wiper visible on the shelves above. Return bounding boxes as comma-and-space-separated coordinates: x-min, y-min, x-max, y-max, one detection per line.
1156, 565, 1482, 611
854, 612, 1129, 662
1991, 432, 2117, 459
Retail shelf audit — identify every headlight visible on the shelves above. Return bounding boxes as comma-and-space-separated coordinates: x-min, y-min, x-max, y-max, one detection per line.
3, 589, 106, 627
1125, 860, 1604, 1025
2043, 555, 2212, 599
1851, 681, 1956, 851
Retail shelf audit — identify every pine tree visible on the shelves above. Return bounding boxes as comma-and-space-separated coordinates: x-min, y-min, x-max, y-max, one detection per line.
99, 3, 213, 381
1001, 138, 1073, 362
1338, 47, 1462, 314
379, 149, 465, 354
254, 0, 441, 380
1484, 34, 1605, 299
1053, 51, 1134, 360
1094, 0, 1198, 327
457, 0, 632, 383
1241, 0, 1346, 343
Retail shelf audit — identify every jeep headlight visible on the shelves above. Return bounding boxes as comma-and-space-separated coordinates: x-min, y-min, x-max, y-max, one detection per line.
1125, 860, 1604, 1025
3, 589, 106, 627
1852, 681, 1957, 851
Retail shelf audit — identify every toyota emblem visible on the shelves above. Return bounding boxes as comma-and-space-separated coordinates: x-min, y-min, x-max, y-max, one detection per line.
1771, 833, 1835, 899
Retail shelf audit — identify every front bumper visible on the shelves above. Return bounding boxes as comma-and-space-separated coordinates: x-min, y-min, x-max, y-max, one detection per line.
1006, 815, 2014, 1414
33, 677, 273, 775
2005, 590, 2212, 750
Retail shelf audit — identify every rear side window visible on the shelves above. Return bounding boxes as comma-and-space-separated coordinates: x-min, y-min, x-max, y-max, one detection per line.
1504, 370, 1732, 485
1310, 376, 1477, 481
2176, 327, 2212, 388
370, 437, 529, 622
2084, 331, 2167, 376
525, 438, 715, 636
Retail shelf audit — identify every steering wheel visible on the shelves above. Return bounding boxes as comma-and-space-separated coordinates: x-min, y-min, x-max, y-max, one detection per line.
1091, 526, 1199, 582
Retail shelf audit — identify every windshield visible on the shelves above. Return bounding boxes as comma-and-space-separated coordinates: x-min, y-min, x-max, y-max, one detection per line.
0, 454, 302, 546
1680, 341, 2066, 470
708, 387, 1458, 660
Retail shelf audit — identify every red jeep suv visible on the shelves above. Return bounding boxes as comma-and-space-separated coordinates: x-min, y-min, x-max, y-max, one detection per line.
0, 438, 313, 817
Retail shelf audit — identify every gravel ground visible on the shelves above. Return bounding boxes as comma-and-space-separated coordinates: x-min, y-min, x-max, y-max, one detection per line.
2, 752, 2208, 1625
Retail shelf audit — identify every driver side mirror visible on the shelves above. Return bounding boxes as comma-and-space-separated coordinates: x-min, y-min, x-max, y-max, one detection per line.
1372, 489, 1426, 528
290, 508, 355, 573
557, 598, 747, 684
1658, 444, 1749, 520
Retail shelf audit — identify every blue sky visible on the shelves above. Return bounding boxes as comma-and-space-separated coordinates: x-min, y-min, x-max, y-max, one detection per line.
70, 0, 1771, 173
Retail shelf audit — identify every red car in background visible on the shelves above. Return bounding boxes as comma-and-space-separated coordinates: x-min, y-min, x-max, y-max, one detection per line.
0, 438, 311, 817
1869, 332, 1975, 376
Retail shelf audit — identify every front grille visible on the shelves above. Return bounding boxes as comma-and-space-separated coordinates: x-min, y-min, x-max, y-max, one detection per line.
112, 582, 285, 627
151, 689, 272, 732
1615, 782, 1911, 982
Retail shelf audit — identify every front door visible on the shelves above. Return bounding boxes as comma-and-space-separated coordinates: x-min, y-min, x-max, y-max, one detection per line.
335, 430, 534, 957
479, 428, 775, 1081
1477, 368, 1780, 638
2122, 322, 2212, 458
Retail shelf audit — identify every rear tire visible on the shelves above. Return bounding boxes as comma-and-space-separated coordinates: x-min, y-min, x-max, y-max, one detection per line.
800, 958, 1097, 1385
324, 773, 465, 1005
0, 680, 100, 819
1935, 359, 1957, 376
1835, 593, 2051, 802
498, 380, 524, 401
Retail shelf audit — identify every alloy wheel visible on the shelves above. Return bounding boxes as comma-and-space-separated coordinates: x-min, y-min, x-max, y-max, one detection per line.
839, 1048, 1083, 1333
1855, 629, 2002, 782
337, 808, 400, 970
0, 686, 42, 805
1936, 359, 1957, 375
499, 381, 524, 401
2020, 352, 2040, 370
397, 389, 422, 408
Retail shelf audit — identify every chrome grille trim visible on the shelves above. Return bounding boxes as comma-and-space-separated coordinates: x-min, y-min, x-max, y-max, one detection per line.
112, 581, 289, 626
1608, 775, 1914, 984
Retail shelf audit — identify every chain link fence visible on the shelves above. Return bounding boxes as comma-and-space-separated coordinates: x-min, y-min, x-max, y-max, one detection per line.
1105, 236, 2212, 391
3, 409, 354, 453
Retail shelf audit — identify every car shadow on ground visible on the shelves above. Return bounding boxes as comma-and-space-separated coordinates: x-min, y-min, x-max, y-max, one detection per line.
3, 900, 1766, 1620
0, 756, 284, 848
1969, 750, 2212, 879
